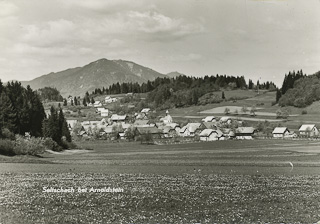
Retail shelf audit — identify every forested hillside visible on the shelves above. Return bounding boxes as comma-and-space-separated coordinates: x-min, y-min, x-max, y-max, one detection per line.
90, 74, 276, 109
278, 71, 320, 107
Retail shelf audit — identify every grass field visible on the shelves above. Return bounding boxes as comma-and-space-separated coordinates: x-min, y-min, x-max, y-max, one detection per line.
1, 140, 320, 223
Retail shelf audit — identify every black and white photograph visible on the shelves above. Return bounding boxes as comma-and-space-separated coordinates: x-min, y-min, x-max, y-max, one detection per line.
0, 0, 320, 223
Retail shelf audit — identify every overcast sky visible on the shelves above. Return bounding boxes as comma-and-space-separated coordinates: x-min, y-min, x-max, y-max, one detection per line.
0, 0, 319, 86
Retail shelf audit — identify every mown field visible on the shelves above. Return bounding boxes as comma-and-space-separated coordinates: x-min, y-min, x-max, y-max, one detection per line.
1, 139, 320, 223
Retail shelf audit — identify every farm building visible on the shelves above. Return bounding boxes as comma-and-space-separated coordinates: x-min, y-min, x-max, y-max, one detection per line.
135, 113, 148, 120
141, 108, 151, 114
202, 116, 216, 122
179, 123, 205, 137
272, 127, 291, 138
66, 119, 78, 130
93, 101, 102, 108
160, 114, 173, 124
219, 117, 232, 124
299, 124, 319, 137
105, 96, 117, 103
235, 127, 256, 140
202, 122, 217, 129
199, 129, 224, 141
110, 114, 127, 123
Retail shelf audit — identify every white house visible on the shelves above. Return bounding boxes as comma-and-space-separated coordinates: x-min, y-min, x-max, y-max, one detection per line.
272, 127, 291, 138
202, 116, 216, 123
219, 117, 232, 124
100, 108, 109, 117
105, 96, 117, 103
110, 114, 127, 123
141, 108, 151, 114
93, 101, 102, 108
235, 127, 256, 140
299, 124, 319, 137
199, 129, 224, 141
179, 123, 204, 137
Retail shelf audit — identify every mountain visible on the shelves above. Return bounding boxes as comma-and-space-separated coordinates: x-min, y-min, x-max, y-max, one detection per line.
21, 58, 167, 97
166, 71, 186, 78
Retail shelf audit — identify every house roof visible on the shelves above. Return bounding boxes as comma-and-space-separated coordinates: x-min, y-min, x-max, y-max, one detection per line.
272, 127, 289, 134
200, 129, 223, 137
236, 127, 255, 134
111, 114, 127, 121
220, 117, 231, 122
202, 116, 216, 122
180, 123, 202, 133
202, 122, 217, 129
160, 114, 173, 123
299, 124, 316, 131
141, 108, 151, 113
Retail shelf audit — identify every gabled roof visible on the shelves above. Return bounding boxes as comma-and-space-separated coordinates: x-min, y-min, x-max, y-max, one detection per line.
141, 108, 151, 113
299, 124, 317, 131
180, 123, 202, 133
202, 122, 217, 129
111, 114, 127, 121
202, 116, 216, 122
236, 127, 255, 134
200, 129, 223, 137
272, 127, 289, 134
220, 117, 231, 122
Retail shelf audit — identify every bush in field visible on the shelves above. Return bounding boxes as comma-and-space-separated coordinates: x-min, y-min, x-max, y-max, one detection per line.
13, 135, 45, 155
1, 128, 15, 140
43, 138, 63, 152
0, 139, 16, 156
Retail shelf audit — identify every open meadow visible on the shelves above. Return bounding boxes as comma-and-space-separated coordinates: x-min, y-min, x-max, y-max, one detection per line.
1, 139, 320, 223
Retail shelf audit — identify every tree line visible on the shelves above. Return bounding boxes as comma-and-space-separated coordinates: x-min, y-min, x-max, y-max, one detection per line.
0, 80, 72, 153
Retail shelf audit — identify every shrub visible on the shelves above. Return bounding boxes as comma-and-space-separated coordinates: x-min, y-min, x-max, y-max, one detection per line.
43, 138, 63, 152
1, 128, 15, 140
14, 135, 45, 155
301, 110, 308, 115
0, 139, 16, 156
60, 140, 78, 150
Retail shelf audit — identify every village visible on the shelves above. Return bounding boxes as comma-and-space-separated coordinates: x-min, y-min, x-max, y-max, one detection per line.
64, 95, 319, 143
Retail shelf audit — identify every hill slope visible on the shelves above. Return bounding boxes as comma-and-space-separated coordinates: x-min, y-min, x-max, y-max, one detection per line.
21, 58, 167, 97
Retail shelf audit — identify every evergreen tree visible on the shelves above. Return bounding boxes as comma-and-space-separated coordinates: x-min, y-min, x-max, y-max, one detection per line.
0, 92, 17, 133
83, 98, 87, 106
222, 91, 225, 100
43, 106, 61, 144
59, 108, 71, 142
63, 99, 67, 106
91, 97, 95, 104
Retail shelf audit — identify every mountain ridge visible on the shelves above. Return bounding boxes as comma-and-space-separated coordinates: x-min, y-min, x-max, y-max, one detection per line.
21, 58, 169, 97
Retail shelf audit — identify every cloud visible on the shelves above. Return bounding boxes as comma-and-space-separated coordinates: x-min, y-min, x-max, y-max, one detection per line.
169, 53, 202, 62
0, 1, 18, 17
127, 11, 204, 39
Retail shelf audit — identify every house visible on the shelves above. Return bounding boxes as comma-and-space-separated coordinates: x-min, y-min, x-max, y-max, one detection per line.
66, 119, 78, 130
202, 122, 217, 129
141, 108, 151, 114
199, 129, 224, 141
299, 124, 319, 137
135, 113, 148, 120
105, 96, 117, 103
235, 127, 256, 140
110, 114, 127, 123
179, 123, 205, 137
100, 108, 109, 117
202, 116, 216, 123
93, 101, 102, 108
219, 117, 232, 124
162, 126, 178, 138
272, 127, 291, 138
160, 114, 173, 124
